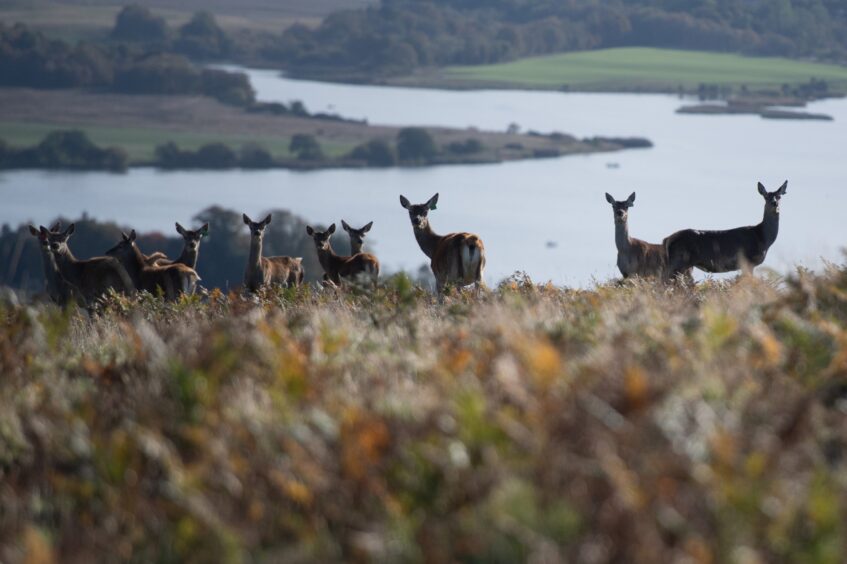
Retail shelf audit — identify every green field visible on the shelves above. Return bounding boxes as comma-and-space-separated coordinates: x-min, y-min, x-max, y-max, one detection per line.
0, 121, 354, 162
448, 47, 847, 92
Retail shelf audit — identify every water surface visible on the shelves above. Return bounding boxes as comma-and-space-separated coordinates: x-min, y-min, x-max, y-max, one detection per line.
2, 69, 845, 285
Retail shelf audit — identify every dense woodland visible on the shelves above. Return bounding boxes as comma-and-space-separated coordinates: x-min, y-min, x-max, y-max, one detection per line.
264, 0, 847, 77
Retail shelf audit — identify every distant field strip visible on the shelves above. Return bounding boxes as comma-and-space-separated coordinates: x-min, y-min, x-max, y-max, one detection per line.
0, 121, 353, 161
449, 48, 847, 90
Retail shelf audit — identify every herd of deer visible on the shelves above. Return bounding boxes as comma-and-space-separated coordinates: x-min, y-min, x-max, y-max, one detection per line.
26, 181, 786, 306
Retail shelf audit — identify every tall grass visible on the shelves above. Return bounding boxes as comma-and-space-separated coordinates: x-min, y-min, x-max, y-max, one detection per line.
1, 268, 846, 562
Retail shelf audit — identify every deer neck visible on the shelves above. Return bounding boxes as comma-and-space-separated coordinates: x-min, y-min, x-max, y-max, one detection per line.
316, 243, 344, 275
53, 248, 83, 283
247, 236, 264, 272
413, 222, 442, 259
120, 245, 146, 285
176, 243, 198, 269
349, 239, 363, 255
760, 207, 780, 247
39, 247, 62, 296
614, 219, 632, 252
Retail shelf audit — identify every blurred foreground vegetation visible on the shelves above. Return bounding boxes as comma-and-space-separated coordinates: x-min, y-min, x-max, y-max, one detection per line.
1, 268, 846, 562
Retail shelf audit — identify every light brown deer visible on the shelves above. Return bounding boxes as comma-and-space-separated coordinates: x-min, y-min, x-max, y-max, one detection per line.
341, 219, 373, 255
46, 224, 136, 304
306, 223, 379, 287
106, 230, 200, 299
243, 213, 304, 292
399, 193, 485, 294
665, 181, 787, 279
145, 222, 209, 270
605, 192, 668, 280
28, 222, 77, 305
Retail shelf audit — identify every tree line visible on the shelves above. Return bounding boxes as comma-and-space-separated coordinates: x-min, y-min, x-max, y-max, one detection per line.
0, 21, 254, 106
256, 0, 847, 78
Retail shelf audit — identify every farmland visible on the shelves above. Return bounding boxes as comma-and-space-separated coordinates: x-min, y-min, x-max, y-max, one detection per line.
443, 48, 847, 94
1, 270, 846, 561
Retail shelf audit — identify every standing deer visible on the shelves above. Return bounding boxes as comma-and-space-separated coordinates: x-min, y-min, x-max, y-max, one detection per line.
46, 224, 136, 304
665, 181, 788, 279
243, 213, 304, 292
106, 230, 200, 299
399, 193, 485, 293
306, 223, 379, 287
341, 220, 373, 255
28, 222, 76, 305
605, 192, 668, 279
145, 222, 209, 270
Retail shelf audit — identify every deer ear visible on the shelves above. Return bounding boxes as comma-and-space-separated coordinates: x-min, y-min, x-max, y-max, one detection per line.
605, 193, 614, 204
175, 222, 185, 235
400, 195, 410, 209
28, 225, 38, 236
626, 192, 636, 206
242, 213, 251, 225
341, 219, 351, 232
757, 182, 767, 196
777, 180, 788, 195
129, 230, 137, 242
306, 225, 314, 236
200, 223, 209, 236
328, 223, 336, 234
66, 223, 75, 235
426, 193, 439, 210
39, 226, 49, 237
262, 214, 272, 226
121, 231, 129, 241
362, 221, 373, 233
50, 221, 62, 232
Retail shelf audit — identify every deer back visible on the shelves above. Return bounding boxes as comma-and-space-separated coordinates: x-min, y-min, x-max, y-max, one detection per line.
261, 256, 304, 288
431, 232, 485, 285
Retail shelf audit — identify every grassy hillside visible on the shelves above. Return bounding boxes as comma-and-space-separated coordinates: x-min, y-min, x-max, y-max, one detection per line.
1, 270, 846, 561
448, 47, 847, 93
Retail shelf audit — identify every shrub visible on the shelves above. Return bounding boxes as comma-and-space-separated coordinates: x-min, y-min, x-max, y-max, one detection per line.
350, 139, 396, 167
240, 143, 274, 168
446, 138, 484, 156
111, 4, 168, 42
289, 134, 324, 161
396, 127, 437, 163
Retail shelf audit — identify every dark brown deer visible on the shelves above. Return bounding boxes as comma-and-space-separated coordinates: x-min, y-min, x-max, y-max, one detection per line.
46, 224, 136, 304
243, 213, 304, 292
306, 223, 379, 287
341, 219, 373, 255
28, 222, 76, 305
399, 193, 485, 293
605, 192, 667, 279
106, 230, 200, 299
145, 222, 208, 270
665, 181, 788, 279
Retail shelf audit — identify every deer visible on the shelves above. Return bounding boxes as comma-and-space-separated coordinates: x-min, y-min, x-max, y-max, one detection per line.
341, 219, 373, 255
605, 192, 668, 280
145, 222, 209, 270
242, 213, 304, 292
399, 193, 485, 294
106, 230, 200, 299
45, 224, 136, 305
664, 181, 788, 280
306, 223, 379, 287
28, 221, 77, 305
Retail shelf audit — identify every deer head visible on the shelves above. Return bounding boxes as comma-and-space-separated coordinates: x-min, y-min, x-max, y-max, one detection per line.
758, 181, 788, 214
605, 192, 636, 223
400, 193, 438, 229
29, 221, 61, 249
306, 223, 336, 251
46, 223, 76, 256
341, 219, 373, 253
243, 213, 272, 241
176, 222, 209, 251
105, 230, 140, 261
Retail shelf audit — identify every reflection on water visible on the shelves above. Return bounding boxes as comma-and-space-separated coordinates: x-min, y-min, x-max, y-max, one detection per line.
2, 69, 845, 286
